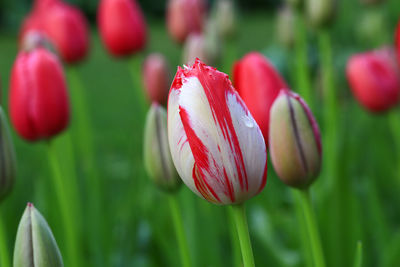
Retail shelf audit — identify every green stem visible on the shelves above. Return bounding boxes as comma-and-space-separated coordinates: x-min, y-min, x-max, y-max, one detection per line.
228, 207, 243, 267
353, 241, 363, 267
298, 189, 326, 267
230, 203, 255, 267
168, 195, 191, 267
294, 10, 313, 109
47, 141, 80, 267
0, 207, 10, 267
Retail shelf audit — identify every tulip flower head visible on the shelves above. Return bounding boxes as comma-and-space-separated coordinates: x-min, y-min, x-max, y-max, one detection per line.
168, 59, 267, 205
14, 203, 63, 267
346, 48, 400, 112
98, 0, 147, 56
142, 53, 171, 105
212, 0, 236, 39
20, 0, 89, 63
182, 33, 211, 66
144, 103, 181, 192
0, 106, 16, 202
166, 0, 206, 44
9, 47, 70, 141
306, 0, 337, 28
269, 90, 322, 189
276, 5, 295, 48
233, 52, 288, 144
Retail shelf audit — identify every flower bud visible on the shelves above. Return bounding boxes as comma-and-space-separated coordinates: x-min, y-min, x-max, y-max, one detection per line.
357, 10, 386, 47
144, 103, 181, 192
9, 47, 70, 141
276, 5, 295, 48
269, 90, 322, 189
20, 31, 57, 55
166, 0, 206, 44
13, 203, 63, 267
142, 53, 171, 105
306, 0, 337, 28
212, 0, 236, 39
98, 0, 147, 56
346, 47, 400, 112
182, 33, 212, 66
0, 106, 17, 202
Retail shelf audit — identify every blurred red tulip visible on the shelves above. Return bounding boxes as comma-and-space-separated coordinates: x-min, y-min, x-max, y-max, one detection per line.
346, 48, 400, 112
142, 53, 171, 105
233, 52, 289, 144
20, 0, 89, 64
166, 0, 206, 44
98, 0, 147, 56
9, 47, 70, 141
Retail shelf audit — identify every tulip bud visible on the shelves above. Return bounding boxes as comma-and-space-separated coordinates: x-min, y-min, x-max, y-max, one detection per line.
9, 47, 70, 141
182, 34, 210, 66
269, 90, 322, 189
357, 10, 386, 47
346, 48, 400, 112
98, 0, 147, 56
233, 52, 288, 144
306, 0, 337, 28
0, 106, 17, 202
20, 31, 57, 55
13, 203, 63, 267
142, 53, 171, 105
212, 0, 236, 39
276, 5, 295, 48
168, 59, 267, 205
20, 0, 89, 63
166, 0, 206, 44
144, 103, 181, 192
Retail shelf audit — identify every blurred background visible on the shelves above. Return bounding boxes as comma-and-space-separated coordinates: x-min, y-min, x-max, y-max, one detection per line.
1, 0, 400, 267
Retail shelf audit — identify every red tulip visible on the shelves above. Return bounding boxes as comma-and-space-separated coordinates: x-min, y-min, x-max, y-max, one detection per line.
166, 0, 206, 44
233, 52, 288, 144
98, 0, 147, 56
142, 53, 171, 105
346, 48, 400, 112
20, 0, 89, 64
9, 47, 70, 141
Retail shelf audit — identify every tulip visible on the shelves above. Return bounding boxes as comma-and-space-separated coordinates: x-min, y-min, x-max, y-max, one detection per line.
20, 0, 89, 63
346, 48, 400, 112
269, 89, 322, 189
142, 54, 171, 105
14, 203, 63, 267
306, 0, 336, 28
182, 33, 211, 66
166, 0, 206, 44
276, 5, 295, 48
233, 52, 288, 144
167, 59, 267, 205
213, 0, 236, 39
9, 47, 70, 141
98, 0, 147, 56
144, 103, 181, 191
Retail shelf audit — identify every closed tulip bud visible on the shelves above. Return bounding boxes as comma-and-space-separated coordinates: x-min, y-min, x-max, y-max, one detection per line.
0, 106, 17, 202
233, 52, 288, 144
358, 10, 386, 47
306, 0, 336, 28
144, 103, 181, 191
183, 33, 214, 66
276, 5, 295, 48
269, 90, 322, 189
20, 0, 89, 63
98, 0, 147, 56
142, 54, 171, 105
21, 31, 57, 55
168, 59, 267, 205
14, 203, 63, 267
9, 47, 70, 141
166, 0, 206, 44
213, 0, 236, 39
346, 48, 400, 112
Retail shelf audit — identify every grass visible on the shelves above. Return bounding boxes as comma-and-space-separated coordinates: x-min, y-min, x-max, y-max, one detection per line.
0, 2, 400, 266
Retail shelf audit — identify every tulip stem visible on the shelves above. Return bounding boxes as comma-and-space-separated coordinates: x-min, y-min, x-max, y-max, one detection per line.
168, 195, 191, 267
298, 189, 326, 267
230, 203, 255, 267
0, 207, 10, 267
47, 141, 80, 267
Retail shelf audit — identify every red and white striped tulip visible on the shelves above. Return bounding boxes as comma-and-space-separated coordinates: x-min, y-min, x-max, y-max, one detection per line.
346, 47, 400, 112
166, 0, 206, 44
167, 59, 268, 205
233, 52, 288, 144
142, 53, 171, 105
98, 0, 147, 56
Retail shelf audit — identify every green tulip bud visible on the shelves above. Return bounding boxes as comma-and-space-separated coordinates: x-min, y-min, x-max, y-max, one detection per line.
143, 103, 181, 192
306, 0, 337, 28
13, 203, 63, 267
269, 90, 322, 189
0, 106, 16, 202
276, 5, 295, 48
